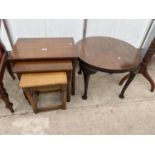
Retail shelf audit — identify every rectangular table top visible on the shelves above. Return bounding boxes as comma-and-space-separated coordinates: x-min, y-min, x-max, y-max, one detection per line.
13, 60, 73, 73
8, 38, 77, 61
20, 72, 67, 88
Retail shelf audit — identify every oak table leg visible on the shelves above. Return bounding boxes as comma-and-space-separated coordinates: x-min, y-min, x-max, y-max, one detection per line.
61, 85, 67, 110
24, 88, 38, 114
72, 59, 76, 95
82, 71, 91, 100
67, 71, 71, 102
80, 61, 97, 100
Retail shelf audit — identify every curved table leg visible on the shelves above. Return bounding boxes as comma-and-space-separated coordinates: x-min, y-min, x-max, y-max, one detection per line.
119, 71, 136, 99
82, 71, 91, 100
0, 82, 14, 113
142, 68, 155, 92
119, 74, 129, 86
80, 62, 97, 100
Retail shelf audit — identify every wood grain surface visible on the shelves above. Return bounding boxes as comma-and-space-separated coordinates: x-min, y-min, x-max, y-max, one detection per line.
13, 60, 73, 73
77, 36, 141, 71
20, 72, 67, 88
9, 38, 77, 61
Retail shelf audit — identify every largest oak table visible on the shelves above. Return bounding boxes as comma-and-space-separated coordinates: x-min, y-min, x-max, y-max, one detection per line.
8, 38, 77, 95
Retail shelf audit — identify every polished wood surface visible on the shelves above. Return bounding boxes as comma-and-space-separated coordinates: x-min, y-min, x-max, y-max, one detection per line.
77, 36, 142, 100
77, 36, 141, 72
20, 72, 67, 88
9, 38, 77, 61
13, 60, 73, 73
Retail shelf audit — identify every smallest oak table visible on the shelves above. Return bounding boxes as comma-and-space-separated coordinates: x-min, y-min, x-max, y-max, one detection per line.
76, 36, 141, 99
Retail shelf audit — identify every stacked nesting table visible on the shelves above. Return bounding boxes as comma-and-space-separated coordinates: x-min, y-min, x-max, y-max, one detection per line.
8, 38, 77, 102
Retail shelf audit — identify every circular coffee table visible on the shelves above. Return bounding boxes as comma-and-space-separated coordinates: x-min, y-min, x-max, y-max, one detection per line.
76, 36, 141, 99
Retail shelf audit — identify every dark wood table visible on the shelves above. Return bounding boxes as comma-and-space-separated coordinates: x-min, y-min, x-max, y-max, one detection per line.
76, 36, 141, 99
8, 38, 77, 95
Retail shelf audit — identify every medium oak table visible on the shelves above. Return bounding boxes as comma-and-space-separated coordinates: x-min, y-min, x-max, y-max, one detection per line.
13, 60, 73, 102
8, 38, 77, 96
76, 36, 141, 99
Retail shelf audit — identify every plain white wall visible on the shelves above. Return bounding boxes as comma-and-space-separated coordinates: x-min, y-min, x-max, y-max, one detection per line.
0, 19, 154, 51
0, 21, 12, 50
142, 20, 155, 49
86, 19, 152, 48
7, 19, 84, 43
2, 19, 84, 50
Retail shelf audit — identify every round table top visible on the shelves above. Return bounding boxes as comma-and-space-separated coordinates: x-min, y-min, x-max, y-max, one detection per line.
76, 37, 142, 72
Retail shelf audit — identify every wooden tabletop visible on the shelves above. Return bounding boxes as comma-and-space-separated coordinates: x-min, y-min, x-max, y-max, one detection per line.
8, 38, 77, 61
13, 60, 73, 73
76, 37, 141, 72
